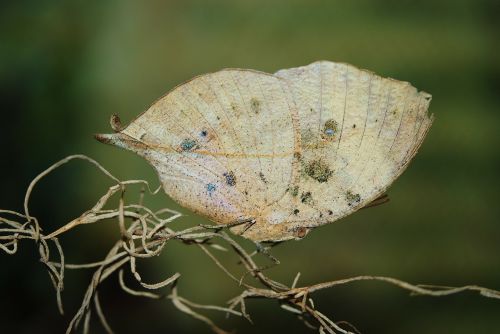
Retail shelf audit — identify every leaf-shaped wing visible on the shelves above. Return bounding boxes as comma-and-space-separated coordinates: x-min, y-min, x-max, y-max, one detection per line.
273, 61, 433, 237
117, 69, 300, 231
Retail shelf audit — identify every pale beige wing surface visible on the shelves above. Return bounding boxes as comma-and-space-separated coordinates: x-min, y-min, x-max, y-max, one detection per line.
274, 61, 433, 237
101, 69, 300, 236
96, 61, 432, 242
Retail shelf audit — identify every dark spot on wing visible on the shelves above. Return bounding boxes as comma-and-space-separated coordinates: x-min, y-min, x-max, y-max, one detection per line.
301, 191, 312, 205
346, 191, 361, 206
223, 171, 236, 186
259, 172, 268, 184
180, 138, 198, 151
206, 183, 216, 196
321, 119, 338, 140
304, 159, 333, 183
250, 97, 261, 114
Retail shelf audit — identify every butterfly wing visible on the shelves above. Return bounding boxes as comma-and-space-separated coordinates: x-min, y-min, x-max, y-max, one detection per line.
273, 61, 433, 235
117, 69, 300, 233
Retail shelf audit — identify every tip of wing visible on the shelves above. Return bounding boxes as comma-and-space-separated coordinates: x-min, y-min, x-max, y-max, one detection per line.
94, 132, 147, 152
94, 133, 116, 145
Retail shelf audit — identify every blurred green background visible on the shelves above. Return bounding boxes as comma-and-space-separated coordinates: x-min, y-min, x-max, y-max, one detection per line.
1, 0, 499, 333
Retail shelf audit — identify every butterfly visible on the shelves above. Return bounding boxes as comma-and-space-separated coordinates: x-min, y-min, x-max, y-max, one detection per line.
96, 61, 433, 242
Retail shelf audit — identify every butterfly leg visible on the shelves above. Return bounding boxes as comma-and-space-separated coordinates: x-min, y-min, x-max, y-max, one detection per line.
361, 193, 390, 209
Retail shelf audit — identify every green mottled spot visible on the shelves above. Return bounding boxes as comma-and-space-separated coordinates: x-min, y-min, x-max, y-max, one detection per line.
290, 185, 299, 197
250, 98, 261, 114
322, 119, 338, 140
304, 159, 332, 183
180, 138, 197, 151
301, 191, 312, 205
346, 191, 361, 206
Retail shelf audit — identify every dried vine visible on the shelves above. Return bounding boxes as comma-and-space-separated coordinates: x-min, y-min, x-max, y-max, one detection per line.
1, 155, 499, 334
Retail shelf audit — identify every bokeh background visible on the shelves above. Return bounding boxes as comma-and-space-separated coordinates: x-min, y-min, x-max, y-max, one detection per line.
1, 0, 499, 333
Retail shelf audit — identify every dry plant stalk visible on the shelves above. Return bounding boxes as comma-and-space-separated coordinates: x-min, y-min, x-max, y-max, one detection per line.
1, 155, 499, 334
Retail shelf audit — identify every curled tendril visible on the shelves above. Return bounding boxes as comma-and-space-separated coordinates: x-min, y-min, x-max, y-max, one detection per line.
0, 155, 498, 334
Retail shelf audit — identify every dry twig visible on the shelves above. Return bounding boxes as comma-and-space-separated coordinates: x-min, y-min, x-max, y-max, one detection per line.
1, 155, 499, 333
